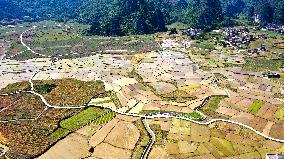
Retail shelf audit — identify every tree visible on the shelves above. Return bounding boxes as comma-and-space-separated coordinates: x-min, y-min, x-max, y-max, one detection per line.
247, 6, 255, 18
224, 0, 245, 18
78, 0, 111, 23
0, 0, 28, 19
179, 1, 203, 28
175, 0, 189, 10
88, 0, 166, 36
199, 0, 224, 30
259, 2, 274, 24
274, 0, 284, 24
148, 0, 175, 24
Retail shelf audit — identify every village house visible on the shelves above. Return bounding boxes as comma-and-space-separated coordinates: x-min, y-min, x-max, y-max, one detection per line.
263, 73, 281, 79
266, 24, 284, 34
266, 153, 284, 159
182, 28, 203, 37
224, 28, 254, 49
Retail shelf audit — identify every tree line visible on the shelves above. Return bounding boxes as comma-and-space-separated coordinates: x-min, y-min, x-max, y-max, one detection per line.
2, 0, 284, 35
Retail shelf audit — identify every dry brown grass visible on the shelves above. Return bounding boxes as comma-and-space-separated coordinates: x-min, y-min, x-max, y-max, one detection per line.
0, 79, 106, 158
104, 121, 140, 150
35, 79, 105, 106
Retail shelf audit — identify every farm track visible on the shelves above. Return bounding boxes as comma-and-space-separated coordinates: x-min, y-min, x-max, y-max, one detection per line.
141, 118, 156, 159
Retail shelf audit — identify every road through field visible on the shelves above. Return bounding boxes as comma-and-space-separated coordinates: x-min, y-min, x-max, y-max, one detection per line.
1, 25, 283, 158
19, 25, 284, 143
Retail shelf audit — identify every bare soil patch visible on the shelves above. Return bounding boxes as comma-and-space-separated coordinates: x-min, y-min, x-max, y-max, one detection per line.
104, 121, 140, 150
92, 143, 132, 159
38, 133, 90, 159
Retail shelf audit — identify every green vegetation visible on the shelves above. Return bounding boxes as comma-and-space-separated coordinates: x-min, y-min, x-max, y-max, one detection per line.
197, 42, 215, 50
224, 83, 238, 92
242, 58, 282, 72
25, 28, 159, 58
185, 112, 202, 119
51, 108, 116, 144
132, 120, 150, 159
211, 137, 236, 156
276, 103, 284, 108
141, 58, 157, 63
91, 112, 117, 125
275, 109, 284, 120
3, 0, 284, 36
11, 50, 42, 61
0, 0, 28, 19
273, 73, 284, 85
167, 22, 189, 30
60, 107, 109, 131
32, 35, 81, 48
160, 91, 197, 103
50, 128, 70, 144
109, 91, 122, 108
0, 82, 30, 94
178, 85, 201, 91
150, 124, 168, 145
33, 29, 77, 42
248, 100, 265, 115
8, 0, 81, 21
87, 0, 166, 36
34, 79, 105, 106
178, 0, 225, 30
35, 84, 56, 94
0, 79, 111, 158
132, 146, 144, 159
9, 42, 27, 53
238, 151, 261, 158
201, 96, 228, 113
128, 69, 144, 83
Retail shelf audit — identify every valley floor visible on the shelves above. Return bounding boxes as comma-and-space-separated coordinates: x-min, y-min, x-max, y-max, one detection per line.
0, 21, 284, 158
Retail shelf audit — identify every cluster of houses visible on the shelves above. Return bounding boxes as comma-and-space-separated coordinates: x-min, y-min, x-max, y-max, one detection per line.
248, 44, 267, 55
182, 28, 203, 37
265, 24, 284, 34
222, 28, 269, 55
223, 28, 254, 48
263, 72, 281, 79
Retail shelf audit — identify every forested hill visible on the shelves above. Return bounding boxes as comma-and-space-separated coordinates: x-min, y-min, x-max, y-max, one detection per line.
7, 0, 82, 20
1, 0, 284, 35
0, 0, 28, 20
221, 0, 284, 25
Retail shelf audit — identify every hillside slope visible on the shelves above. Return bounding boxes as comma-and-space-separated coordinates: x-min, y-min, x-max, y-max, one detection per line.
0, 0, 28, 20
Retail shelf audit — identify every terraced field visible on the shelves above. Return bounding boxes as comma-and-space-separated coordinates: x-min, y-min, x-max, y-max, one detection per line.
0, 21, 283, 159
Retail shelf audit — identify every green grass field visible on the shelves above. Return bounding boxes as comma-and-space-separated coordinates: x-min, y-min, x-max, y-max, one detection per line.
91, 111, 117, 125
242, 58, 282, 72
50, 108, 116, 144
60, 107, 109, 131
275, 109, 284, 120
27, 26, 159, 58
248, 100, 265, 115
10, 50, 42, 61
201, 96, 228, 113
50, 128, 70, 144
